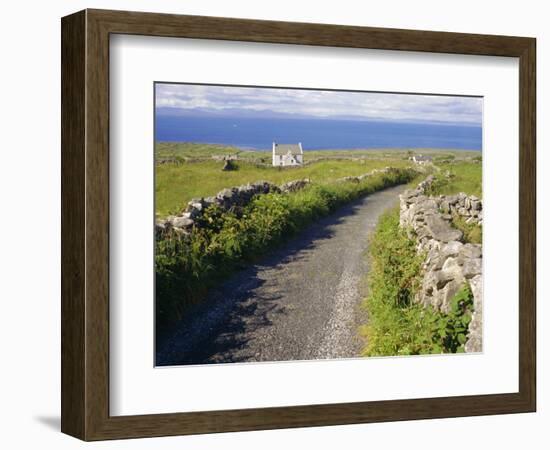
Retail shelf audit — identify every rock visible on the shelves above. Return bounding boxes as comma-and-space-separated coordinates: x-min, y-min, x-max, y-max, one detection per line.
340, 176, 360, 183
222, 159, 237, 171
442, 257, 464, 279
469, 274, 483, 308
439, 278, 465, 313
185, 198, 204, 216
460, 243, 482, 259
441, 241, 464, 258
465, 275, 483, 353
470, 199, 481, 211
461, 257, 482, 279
280, 178, 311, 193
434, 268, 455, 289
424, 214, 463, 242
172, 216, 194, 228
187, 206, 202, 219
203, 196, 218, 208
217, 188, 236, 201
445, 195, 460, 205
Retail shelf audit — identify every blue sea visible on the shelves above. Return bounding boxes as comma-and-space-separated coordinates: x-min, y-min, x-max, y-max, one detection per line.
155, 115, 482, 151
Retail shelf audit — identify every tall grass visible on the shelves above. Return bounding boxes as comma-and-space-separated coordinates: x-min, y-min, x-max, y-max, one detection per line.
361, 208, 474, 356
156, 169, 416, 328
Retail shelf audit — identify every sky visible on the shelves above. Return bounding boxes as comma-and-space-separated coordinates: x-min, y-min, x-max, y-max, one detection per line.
155, 83, 483, 126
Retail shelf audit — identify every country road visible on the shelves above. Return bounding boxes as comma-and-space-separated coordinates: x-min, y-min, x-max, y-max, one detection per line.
157, 184, 408, 366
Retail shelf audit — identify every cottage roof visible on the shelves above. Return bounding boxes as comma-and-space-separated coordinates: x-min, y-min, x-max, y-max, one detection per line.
273, 143, 302, 156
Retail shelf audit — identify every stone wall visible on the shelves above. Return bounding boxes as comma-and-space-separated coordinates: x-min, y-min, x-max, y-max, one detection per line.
155, 179, 311, 238
437, 193, 483, 226
399, 177, 483, 353
336, 166, 401, 184
157, 166, 407, 238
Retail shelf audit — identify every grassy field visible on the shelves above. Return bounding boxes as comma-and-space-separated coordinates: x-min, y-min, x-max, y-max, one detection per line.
156, 142, 242, 160
156, 155, 412, 217
155, 143, 483, 217
429, 161, 482, 198
156, 142, 481, 163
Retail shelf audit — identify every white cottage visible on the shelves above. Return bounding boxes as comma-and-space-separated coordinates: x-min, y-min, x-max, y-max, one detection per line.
272, 142, 304, 167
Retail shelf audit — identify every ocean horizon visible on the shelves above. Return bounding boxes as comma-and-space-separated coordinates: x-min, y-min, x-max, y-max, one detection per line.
155, 115, 482, 151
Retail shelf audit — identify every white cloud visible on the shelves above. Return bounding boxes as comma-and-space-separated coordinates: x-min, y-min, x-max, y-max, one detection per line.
155, 83, 482, 125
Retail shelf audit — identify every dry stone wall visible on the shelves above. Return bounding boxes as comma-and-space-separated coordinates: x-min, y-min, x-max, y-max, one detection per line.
156, 167, 404, 239
399, 176, 483, 353
155, 179, 308, 238
336, 166, 401, 184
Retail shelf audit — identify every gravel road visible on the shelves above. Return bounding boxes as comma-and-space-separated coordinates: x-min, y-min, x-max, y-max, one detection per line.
157, 184, 407, 366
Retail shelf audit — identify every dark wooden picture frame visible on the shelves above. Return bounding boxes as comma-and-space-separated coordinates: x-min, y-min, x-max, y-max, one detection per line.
61, 9, 536, 441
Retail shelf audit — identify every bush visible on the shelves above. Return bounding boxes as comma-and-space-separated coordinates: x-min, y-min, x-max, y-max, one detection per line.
155, 168, 417, 327
361, 209, 474, 356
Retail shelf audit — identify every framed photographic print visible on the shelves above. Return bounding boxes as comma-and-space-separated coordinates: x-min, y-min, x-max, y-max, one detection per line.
61, 9, 536, 440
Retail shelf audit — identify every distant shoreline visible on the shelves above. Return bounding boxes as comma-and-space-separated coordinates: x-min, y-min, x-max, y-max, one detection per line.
155, 141, 482, 153
155, 115, 482, 151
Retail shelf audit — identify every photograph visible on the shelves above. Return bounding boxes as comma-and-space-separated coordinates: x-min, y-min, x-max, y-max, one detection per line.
154, 83, 483, 366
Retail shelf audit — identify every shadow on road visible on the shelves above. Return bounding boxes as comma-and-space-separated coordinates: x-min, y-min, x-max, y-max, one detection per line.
156, 196, 371, 366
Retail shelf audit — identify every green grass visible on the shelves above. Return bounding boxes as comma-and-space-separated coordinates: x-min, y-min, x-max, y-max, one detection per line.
156, 142, 481, 163
450, 214, 482, 244
361, 208, 474, 356
154, 143, 481, 217
155, 158, 412, 217
155, 168, 417, 327
304, 148, 480, 161
156, 142, 244, 160
428, 161, 482, 198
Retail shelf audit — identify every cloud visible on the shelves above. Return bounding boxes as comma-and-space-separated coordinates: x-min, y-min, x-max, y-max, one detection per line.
155, 83, 482, 125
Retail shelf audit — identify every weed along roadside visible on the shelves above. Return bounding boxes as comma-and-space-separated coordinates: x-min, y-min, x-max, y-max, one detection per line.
155, 167, 417, 330
361, 175, 482, 356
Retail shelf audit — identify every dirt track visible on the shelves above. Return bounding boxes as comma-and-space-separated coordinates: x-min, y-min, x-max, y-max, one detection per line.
157, 184, 407, 366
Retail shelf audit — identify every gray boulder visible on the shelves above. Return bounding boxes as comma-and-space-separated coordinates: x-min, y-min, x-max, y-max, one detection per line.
172, 216, 194, 228
424, 214, 463, 242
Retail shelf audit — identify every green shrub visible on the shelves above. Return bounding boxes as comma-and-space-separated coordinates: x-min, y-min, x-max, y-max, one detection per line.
361, 209, 474, 356
155, 168, 417, 327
